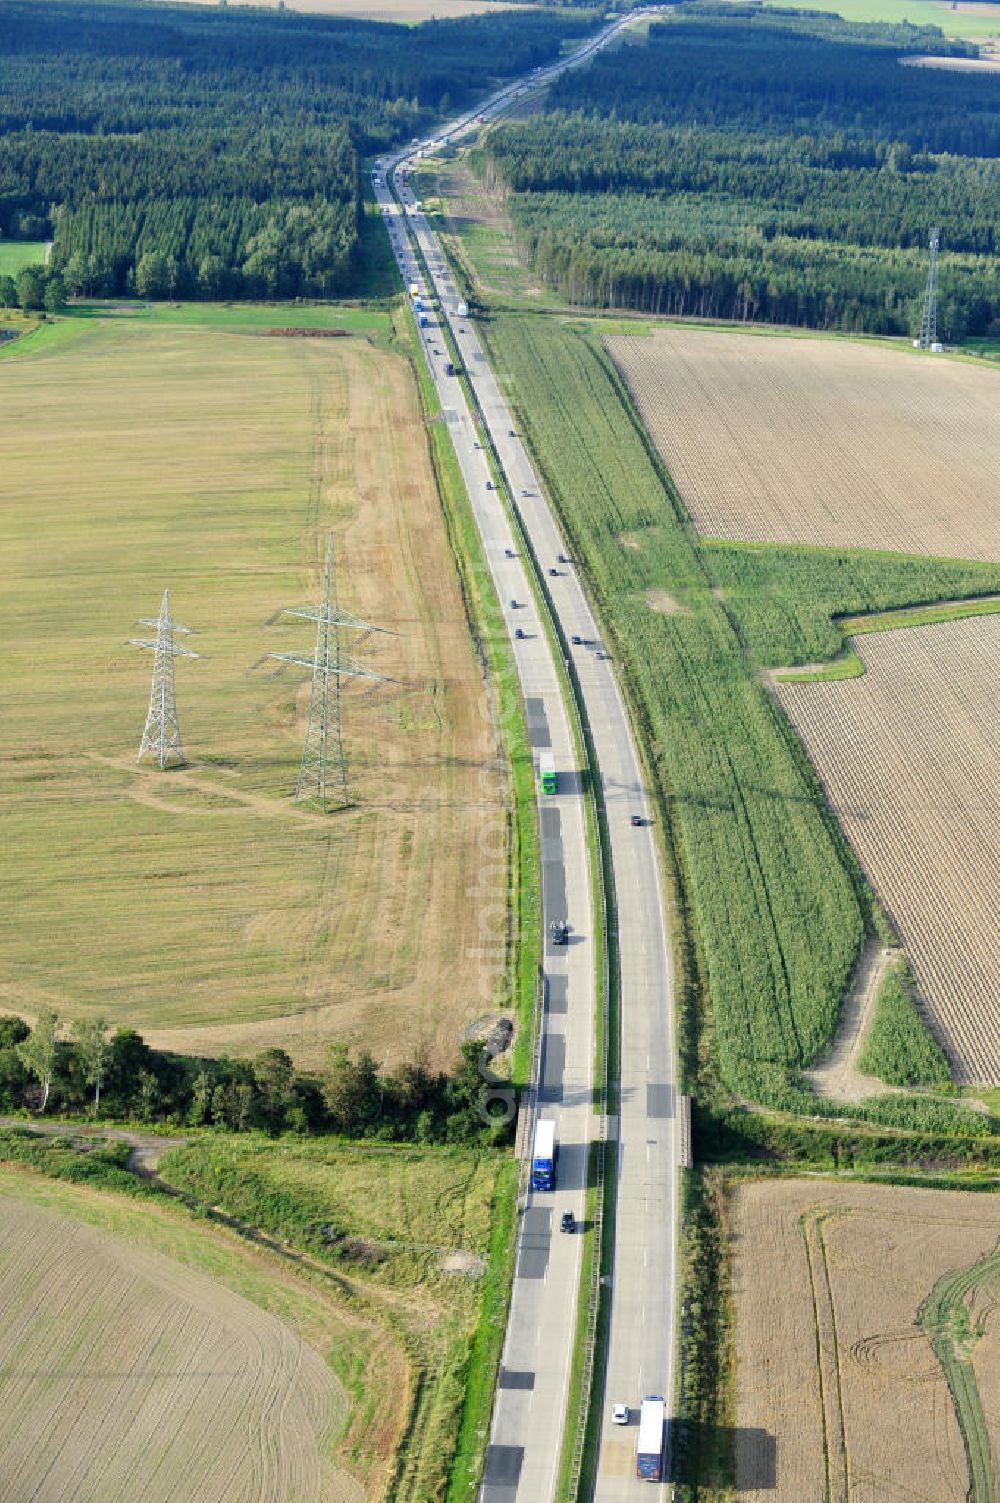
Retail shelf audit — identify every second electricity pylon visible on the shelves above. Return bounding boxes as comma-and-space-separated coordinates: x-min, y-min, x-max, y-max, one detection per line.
271, 533, 391, 809
917, 227, 941, 351
129, 590, 199, 768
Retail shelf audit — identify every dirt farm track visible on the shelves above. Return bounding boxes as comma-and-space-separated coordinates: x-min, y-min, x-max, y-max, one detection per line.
777, 615, 1000, 1084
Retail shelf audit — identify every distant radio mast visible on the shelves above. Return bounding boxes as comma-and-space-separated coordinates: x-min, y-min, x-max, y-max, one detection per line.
271, 533, 392, 809
129, 590, 199, 768
917, 227, 942, 351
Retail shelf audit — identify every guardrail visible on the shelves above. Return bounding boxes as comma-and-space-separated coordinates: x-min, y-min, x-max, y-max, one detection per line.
562, 635, 615, 1503
387, 160, 617, 1503
457, 341, 616, 1503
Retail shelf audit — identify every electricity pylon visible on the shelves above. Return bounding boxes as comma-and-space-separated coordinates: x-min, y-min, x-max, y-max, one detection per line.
918, 227, 941, 350
271, 533, 391, 809
129, 590, 199, 768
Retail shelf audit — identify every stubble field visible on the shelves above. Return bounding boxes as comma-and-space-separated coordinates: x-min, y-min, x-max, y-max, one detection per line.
734, 1178, 1000, 1503
0, 318, 504, 1068
777, 616, 1000, 1083
0, 1167, 358, 1503
608, 328, 1000, 562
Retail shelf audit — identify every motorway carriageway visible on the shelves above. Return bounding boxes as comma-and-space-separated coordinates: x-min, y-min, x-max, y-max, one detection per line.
374, 17, 677, 1498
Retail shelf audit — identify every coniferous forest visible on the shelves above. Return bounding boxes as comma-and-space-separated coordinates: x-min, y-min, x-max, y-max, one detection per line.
478, 8, 1000, 336
0, 0, 593, 299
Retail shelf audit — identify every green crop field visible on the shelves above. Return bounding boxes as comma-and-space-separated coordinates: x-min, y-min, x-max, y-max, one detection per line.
484, 313, 865, 1099
0, 314, 506, 1070
59, 300, 393, 334
482, 313, 1000, 1116
706, 543, 1000, 668
858, 962, 952, 1087
763, 0, 1000, 41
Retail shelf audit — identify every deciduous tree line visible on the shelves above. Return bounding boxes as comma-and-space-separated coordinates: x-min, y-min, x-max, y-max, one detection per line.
0, 1013, 513, 1145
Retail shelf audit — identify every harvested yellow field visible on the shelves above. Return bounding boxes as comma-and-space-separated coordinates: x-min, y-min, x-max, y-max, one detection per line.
0, 319, 503, 1068
734, 1178, 1000, 1503
903, 52, 1000, 71
777, 616, 1000, 1083
608, 328, 1000, 561
0, 1169, 358, 1503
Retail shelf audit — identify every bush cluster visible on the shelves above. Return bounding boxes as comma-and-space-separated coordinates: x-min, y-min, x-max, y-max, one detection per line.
0, 262, 65, 312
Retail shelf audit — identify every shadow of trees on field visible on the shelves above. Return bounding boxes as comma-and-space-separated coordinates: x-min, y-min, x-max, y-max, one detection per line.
671, 1423, 777, 1492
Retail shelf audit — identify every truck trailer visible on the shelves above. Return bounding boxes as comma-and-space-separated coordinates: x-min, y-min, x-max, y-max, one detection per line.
531, 1119, 556, 1191
636, 1397, 666, 1481
539, 752, 557, 794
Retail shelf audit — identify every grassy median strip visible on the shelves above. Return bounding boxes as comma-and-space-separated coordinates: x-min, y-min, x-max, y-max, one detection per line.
430, 277, 614, 1501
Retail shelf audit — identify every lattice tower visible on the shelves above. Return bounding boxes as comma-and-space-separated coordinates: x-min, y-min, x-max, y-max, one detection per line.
918, 227, 941, 350
129, 590, 199, 768
271, 533, 391, 809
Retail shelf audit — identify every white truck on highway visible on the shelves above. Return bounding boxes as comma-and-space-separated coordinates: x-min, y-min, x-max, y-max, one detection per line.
636, 1396, 666, 1481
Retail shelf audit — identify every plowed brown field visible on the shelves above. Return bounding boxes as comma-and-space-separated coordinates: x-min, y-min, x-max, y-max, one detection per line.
0, 1174, 358, 1503
734, 1179, 1000, 1503
608, 329, 1000, 561
776, 616, 1000, 1083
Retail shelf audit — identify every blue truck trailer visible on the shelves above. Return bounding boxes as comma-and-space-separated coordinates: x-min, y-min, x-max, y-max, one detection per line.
531, 1119, 556, 1191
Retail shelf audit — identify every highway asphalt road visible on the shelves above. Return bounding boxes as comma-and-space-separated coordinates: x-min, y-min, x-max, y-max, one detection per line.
375, 16, 677, 1496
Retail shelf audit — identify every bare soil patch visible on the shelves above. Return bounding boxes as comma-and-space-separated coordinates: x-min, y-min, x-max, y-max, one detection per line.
644, 587, 685, 615
777, 616, 1000, 1083
608, 328, 1000, 561
433, 157, 548, 302
734, 1179, 1000, 1503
